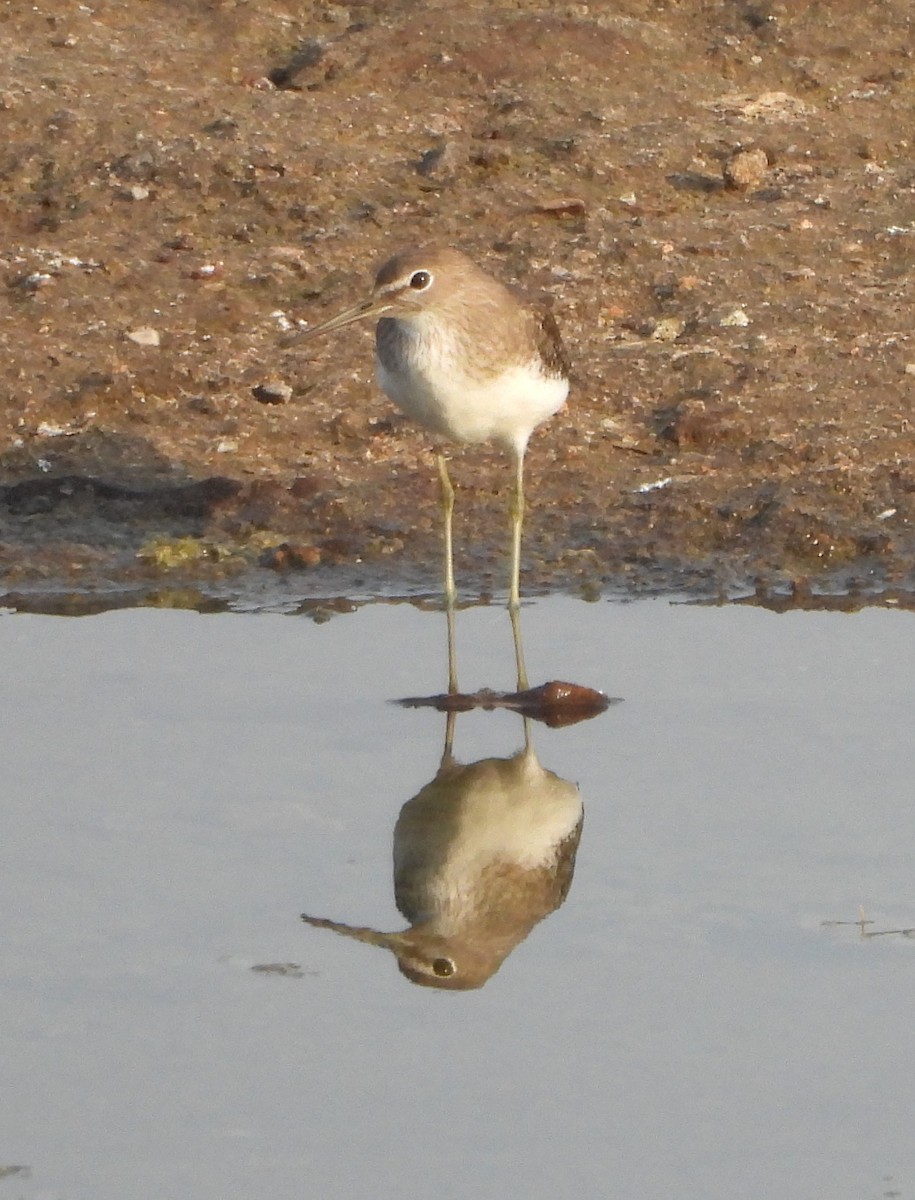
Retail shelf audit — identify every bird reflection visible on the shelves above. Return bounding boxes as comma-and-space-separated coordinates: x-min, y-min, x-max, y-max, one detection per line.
302, 714, 583, 990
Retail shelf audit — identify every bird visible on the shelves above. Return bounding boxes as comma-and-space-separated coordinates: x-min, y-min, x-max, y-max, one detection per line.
301, 714, 583, 990
284, 245, 570, 691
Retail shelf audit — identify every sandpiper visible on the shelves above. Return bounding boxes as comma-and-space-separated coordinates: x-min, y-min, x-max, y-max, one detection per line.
285, 245, 570, 689
302, 714, 583, 990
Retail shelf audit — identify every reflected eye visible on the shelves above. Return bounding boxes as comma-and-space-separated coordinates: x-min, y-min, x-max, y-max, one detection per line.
409, 270, 432, 290
432, 957, 455, 977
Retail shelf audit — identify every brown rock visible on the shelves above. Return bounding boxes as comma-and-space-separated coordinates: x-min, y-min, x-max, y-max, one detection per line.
263, 543, 323, 571
723, 147, 769, 191
252, 380, 293, 405
416, 141, 467, 182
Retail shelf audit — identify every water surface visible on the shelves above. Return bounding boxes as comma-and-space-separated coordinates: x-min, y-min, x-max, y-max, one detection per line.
2, 598, 913, 1200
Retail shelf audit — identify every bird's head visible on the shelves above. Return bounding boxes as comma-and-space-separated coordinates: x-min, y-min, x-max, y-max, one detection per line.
281, 245, 495, 343
301, 912, 509, 991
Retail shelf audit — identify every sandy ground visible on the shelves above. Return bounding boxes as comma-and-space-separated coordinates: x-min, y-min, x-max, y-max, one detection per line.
3, 0, 915, 610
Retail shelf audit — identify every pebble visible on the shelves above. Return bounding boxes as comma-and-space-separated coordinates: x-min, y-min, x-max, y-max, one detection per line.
264, 543, 323, 570
651, 317, 685, 342
252, 380, 293, 405
127, 326, 160, 346
416, 141, 465, 181
723, 147, 769, 190
20, 272, 55, 292
469, 141, 512, 169
636, 477, 673, 493
720, 308, 750, 327
535, 196, 587, 217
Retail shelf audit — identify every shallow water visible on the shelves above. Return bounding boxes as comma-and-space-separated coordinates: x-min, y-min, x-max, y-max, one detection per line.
2, 597, 913, 1200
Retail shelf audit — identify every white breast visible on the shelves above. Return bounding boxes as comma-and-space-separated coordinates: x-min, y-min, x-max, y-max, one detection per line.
376, 317, 567, 457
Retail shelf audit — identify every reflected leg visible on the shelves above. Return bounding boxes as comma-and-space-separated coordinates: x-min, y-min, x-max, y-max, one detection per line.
508, 449, 529, 691
442, 709, 457, 766
509, 603, 529, 693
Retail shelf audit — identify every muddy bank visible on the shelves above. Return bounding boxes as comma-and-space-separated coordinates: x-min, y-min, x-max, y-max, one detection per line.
3, 1, 915, 612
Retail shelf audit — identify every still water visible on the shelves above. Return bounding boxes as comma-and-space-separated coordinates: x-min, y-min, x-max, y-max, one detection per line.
2, 597, 913, 1200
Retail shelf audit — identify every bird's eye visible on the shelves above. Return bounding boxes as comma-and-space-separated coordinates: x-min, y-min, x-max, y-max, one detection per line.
431, 957, 455, 977
409, 270, 432, 290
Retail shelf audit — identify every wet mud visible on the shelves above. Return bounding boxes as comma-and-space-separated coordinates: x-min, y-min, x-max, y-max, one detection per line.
3, 1, 915, 612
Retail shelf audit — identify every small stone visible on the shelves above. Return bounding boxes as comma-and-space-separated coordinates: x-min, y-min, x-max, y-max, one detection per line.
127, 326, 160, 346
189, 262, 222, 280
267, 246, 310, 273
263, 543, 323, 570
469, 141, 512, 169
723, 147, 769, 190
725, 91, 812, 121
651, 317, 685, 342
720, 308, 750, 327
17, 272, 55, 292
535, 196, 587, 216
416, 141, 466, 181
329, 410, 373, 443
165, 233, 195, 252
186, 395, 218, 414
636, 477, 672, 493
252, 380, 293, 405
663, 399, 743, 449
904, 363, 915, 376
268, 38, 325, 88
518, 681, 612, 729
203, 115, 239, 139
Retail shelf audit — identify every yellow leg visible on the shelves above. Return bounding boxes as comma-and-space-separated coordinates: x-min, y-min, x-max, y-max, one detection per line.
508, 449, 529, 691
436, 454, 458, 693
509, 449, 524, 613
